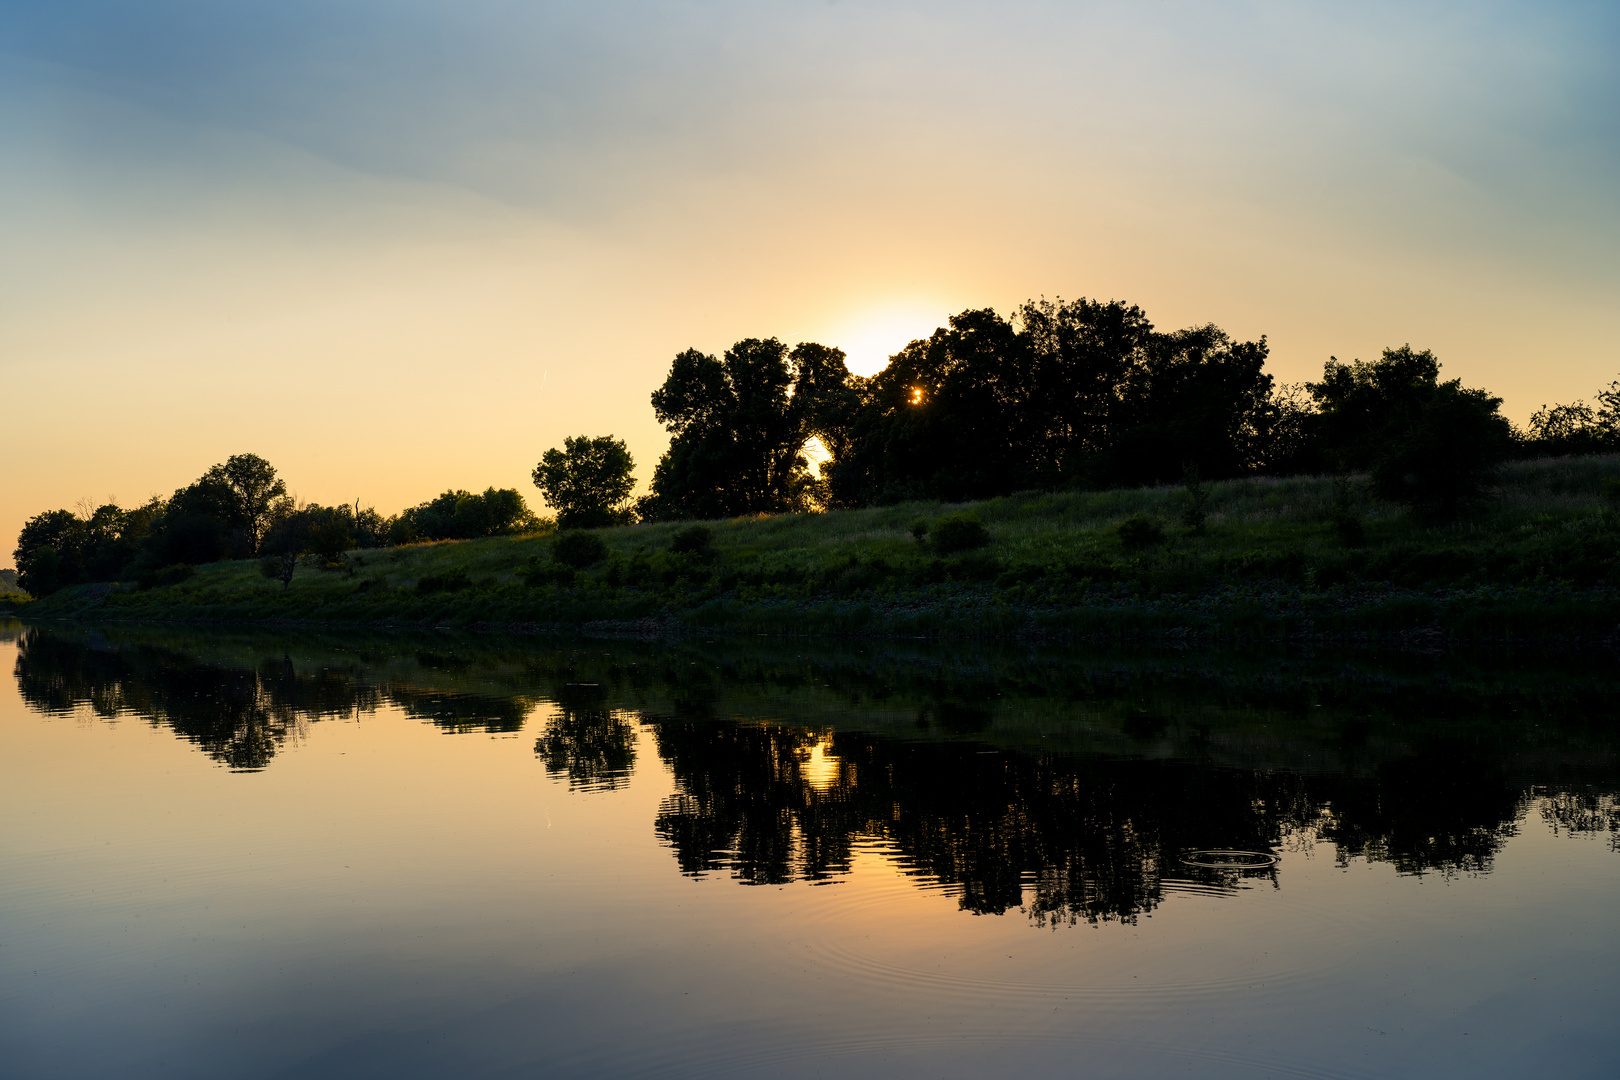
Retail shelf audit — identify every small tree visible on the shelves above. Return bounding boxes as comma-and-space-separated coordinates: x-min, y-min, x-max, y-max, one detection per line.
307, 509, 356, 568
1179, 465, 1209, 535
532, 436, 637, 530
1371, 382, 1514, 518
932, 514, 990, 554
202, 453, 287, 554
259, 509, 313, 590
1117, 515, 1165, 551
553, 530, 609, 568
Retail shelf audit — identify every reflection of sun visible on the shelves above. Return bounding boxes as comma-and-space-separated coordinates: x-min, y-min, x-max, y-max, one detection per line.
821, 305, 944, 377
799, 738, 841, 792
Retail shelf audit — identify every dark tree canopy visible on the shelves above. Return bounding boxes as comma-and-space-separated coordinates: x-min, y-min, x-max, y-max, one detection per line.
1524, 378, 1620, 457
532, 435, 636, 529
641, 338, 856, 521
824, 300, 1280, 505
391, 488, 539, 542
1307, 346, 1514, 516
205, 453, 287, 552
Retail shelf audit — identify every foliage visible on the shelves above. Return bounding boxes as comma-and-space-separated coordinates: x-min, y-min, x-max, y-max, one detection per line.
416, 569, 473, 594
306, 508, 357, 566
532, 435, 637, 529
1369, 382, 1515, 518
553, 530, 609, 568
392, 488, 542, 542
826, 300, 1284, 505
640, 339, 856, 520
29, 455, 1620, 644
260, 553, 298, 589
1524, 380, 1620, 456
1330, 477, 1365, 547
1305, 346, 1445, 471
1116, 515, 1166, 550
202, 453, 287, 552
931, 514, 990, 554
1307, 346, 1515, 517
669, 525, 714, 556
1179, 467, 1210, 535
138, 564, 195, 591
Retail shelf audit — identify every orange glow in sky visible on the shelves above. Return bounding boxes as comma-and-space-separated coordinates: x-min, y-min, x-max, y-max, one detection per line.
2, 2, 1618, 559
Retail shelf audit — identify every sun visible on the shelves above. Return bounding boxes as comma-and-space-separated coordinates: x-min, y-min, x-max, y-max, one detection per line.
817, 303, 945, 377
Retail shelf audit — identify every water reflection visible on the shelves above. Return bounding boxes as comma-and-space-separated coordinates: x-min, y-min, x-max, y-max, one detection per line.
535, 681, 638, 791
12, 625, 1620, 923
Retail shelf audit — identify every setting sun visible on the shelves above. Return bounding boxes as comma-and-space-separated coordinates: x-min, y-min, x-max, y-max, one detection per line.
814, 305, 946, 378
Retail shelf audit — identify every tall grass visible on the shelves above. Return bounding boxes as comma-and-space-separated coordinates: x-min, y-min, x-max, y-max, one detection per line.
26, 454, 1620, 642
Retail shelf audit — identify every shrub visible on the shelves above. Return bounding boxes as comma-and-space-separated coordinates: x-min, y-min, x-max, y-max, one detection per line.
669, 525, 714, 556
932, 514, 989, 554
1116, 515, 1165, 551
1370, 381, 1515, 518
1331, 476, 1366, 547
909, 519, 929, 544
1179, 468, 1209, 535
138, 564, 195, 591
553, 531, 609, 569
416, 569, 472, 594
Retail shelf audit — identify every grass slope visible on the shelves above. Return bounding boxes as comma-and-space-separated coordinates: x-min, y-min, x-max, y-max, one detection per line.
25, 454, 1620, 642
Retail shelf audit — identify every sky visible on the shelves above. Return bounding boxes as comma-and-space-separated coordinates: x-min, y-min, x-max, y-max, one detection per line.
2, 0, 1618, 559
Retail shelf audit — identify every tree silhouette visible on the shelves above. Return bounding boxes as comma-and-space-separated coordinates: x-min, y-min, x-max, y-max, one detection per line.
641, 339, 856, 520
532, 435, 636, 529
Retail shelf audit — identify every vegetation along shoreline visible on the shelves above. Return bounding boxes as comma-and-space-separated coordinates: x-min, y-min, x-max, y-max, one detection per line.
14, 455, 1620, 647
11, 295, 1620, 645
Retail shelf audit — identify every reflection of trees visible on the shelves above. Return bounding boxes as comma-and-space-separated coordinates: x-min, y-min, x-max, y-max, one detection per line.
12, 631, 544, 768
12, 630, 381, 770
646, 716, 1575, 924
383, 686, 534, 733
650, 717, 1318, 923
15, 626, 1620, 918
1542, 790, 1620, 852
534, 680, 638, 791
1313, 747, 1524, 874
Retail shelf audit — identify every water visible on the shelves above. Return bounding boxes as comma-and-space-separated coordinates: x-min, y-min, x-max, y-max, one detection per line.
2, 622, 1618, 1079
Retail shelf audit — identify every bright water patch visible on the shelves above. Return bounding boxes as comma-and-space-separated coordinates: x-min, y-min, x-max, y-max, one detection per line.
1, 623, 1618, 1078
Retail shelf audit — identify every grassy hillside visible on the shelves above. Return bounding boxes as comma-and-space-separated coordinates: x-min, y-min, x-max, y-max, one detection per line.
23, 454, 1620, 642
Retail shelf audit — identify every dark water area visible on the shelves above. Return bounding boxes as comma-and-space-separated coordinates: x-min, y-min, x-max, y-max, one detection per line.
3, 621, 1618, 1079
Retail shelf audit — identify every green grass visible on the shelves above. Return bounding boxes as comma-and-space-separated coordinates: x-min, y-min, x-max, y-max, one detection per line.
25, 454, 1620, 642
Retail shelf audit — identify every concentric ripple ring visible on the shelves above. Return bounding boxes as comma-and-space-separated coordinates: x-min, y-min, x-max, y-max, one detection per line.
1179, 849, 1281, 869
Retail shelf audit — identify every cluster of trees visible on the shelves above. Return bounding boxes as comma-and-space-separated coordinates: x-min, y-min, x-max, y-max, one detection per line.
534, 296, 1546, 527
1525, 380, 1620, 456
13, 453, 542, 596
16, 295, 1611, 594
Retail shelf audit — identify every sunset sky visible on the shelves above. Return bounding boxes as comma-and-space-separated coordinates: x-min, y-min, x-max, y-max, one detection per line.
3, 0, 1617, 558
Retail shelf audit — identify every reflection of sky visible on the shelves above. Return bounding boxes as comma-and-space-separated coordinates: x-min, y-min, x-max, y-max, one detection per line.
4, 638, 1620, 1079
1, 1, 1618, 551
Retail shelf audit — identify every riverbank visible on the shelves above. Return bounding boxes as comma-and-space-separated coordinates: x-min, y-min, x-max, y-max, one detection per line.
16, 455, 1620, 644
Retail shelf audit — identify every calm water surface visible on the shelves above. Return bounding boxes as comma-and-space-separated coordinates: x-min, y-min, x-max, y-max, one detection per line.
3, 622, 1618, 1079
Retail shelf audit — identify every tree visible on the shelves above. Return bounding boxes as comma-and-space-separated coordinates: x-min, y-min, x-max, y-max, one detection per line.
391, 488, 542, 542
15, 510, 80, 596
202, 453, 287, 554
532, 436, 637, 529
823, 299, 1277, 506
1305, 346, 1443, 471
641, 339, 856, 520
1307, 346, 1513, 517
305, 508, 357, 565
1524, 376, 1620, 456
260, 509, 313, 590
1370, 381, 1515, 518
